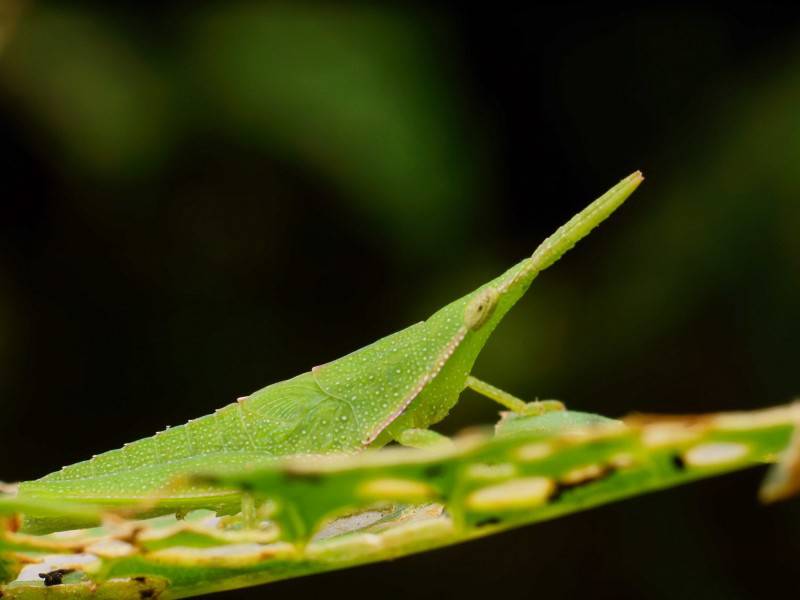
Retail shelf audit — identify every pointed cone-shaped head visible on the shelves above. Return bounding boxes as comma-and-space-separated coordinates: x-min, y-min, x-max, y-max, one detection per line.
314, 172, 644, 446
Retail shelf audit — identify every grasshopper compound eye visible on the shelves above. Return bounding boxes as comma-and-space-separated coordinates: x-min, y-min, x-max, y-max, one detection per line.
465, 287, 499, 331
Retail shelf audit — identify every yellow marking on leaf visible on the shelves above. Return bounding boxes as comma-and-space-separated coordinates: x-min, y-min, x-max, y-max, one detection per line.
83, 539, 135, 558
147, 541, 296, 568
683, 443, 749, 467
515, 442, 553, 462
561, 464, 606, 486
135, 520, 279, 548
379, 514, 454, 548
642, 424, 701, 447
609, 453, 636, 469
306, 533, 383, 561
466, 463, 516, 480
357, 478, 436, 502
466, 477, 554, 512
713, 403, 800, 430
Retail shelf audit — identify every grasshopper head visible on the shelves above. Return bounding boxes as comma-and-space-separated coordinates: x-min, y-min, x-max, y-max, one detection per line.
396, 171, 644, 429
319, 172, 643, 447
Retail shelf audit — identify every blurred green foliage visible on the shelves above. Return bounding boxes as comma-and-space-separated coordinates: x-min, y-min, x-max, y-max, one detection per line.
1, 5, 171, 176
1, 3, 483, 250
184, 4, 484, 249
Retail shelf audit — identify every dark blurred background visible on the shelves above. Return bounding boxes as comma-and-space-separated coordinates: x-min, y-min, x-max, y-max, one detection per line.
2, 1, 799, 598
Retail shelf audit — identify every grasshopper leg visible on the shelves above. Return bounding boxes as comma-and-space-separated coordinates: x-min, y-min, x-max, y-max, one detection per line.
396, 428, 454, 450
465, 375, 564, 416
241, 492, 258, 528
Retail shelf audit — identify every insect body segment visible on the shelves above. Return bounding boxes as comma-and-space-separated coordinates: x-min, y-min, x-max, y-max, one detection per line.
17, 172, 643, 534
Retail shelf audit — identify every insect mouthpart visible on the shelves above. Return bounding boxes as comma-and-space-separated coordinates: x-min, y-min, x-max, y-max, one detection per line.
465, 287, 499, 331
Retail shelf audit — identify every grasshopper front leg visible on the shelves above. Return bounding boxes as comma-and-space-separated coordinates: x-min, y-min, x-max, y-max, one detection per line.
396, 428, 453, 450
395, 377, 564, 449
465, 375, 564, 416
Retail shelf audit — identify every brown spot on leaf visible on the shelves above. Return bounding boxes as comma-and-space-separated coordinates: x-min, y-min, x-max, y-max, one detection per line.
8, 514, 20, 533
283, 470, 322, 485
550, 466, 615, 502
39, 568, 75, 586
424, 464, 444, 479
475, 516, 502, 528
118, 525, 146, 546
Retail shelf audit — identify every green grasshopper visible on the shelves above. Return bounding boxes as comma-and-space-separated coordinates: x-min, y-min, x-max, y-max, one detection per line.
17, 172, 644, 534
